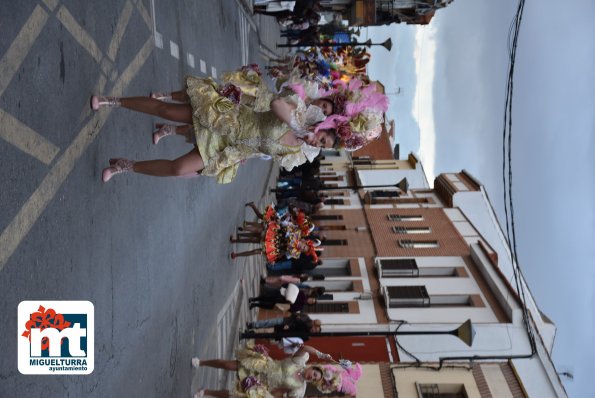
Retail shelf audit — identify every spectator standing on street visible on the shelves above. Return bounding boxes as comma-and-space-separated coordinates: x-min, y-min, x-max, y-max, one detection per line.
246, 313, 322, 341
248, 285, 325, 312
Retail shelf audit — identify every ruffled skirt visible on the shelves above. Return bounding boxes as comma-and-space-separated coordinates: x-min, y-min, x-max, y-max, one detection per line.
186, 76, 244, 184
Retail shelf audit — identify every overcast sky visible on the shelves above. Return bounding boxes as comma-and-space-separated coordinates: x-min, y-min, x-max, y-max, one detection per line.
365, 1, 595, 396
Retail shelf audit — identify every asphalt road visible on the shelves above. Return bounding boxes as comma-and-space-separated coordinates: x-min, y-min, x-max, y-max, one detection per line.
0, 1, 281, 396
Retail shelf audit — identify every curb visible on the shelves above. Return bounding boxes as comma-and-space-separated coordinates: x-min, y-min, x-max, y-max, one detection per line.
235, 0, 286, 61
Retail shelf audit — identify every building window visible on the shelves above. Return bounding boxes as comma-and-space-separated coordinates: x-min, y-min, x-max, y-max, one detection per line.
310, 215, 343, 221
399, 240, 439, 249
379, 259, 419, 277
392, 226, 432, 234
386, 285, 430, 308
371, 190, 399, 198
378, 259, 464, 278
352, 156, 372, 165
385, 287, 481, 308
310, 259, 352, 277
430, 295, 481, 307
321, 150, 341, 157
323, 239, 348, 246
304, 302, 349, 313
324, 199, 345, 205
388, 214, 424, 221
394, 197, 431, 204
318, 225, 347, 231
417, 383, 468, 398
320, 176, 344, 181
326, 190, 347, 197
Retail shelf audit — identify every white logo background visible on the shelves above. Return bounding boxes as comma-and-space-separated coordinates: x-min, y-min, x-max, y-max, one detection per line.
18, 300, 94, 375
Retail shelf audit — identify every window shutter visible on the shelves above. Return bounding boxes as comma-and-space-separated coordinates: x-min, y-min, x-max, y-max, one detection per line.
386, 285, 430, 307
305, 302, 349, 313
310, 215, 343, 221
379, 259, 419, 277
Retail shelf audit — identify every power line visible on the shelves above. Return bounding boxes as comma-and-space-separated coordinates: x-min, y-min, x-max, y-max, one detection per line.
501, 0, 536, 352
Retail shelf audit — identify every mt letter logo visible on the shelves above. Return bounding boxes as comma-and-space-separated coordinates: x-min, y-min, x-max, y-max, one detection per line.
18, 301, 94, 375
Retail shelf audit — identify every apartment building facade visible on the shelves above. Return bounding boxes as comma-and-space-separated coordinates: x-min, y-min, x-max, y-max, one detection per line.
257, 148, 566, 397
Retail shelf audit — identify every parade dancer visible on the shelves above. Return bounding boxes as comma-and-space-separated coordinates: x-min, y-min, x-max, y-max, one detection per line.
91, 76, 338, 184
191, 342, 343, 398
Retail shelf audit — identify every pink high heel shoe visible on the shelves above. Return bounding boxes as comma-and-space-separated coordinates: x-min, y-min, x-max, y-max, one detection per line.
150, 92, 172, 101
152, 123, 175, 145
102, 158, 135, 182
90, 95, 121, 110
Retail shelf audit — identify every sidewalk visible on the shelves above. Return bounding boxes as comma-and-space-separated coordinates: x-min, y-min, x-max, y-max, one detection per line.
190, 163, 280, 394
235, 0, 288, 61
189, 3, 284, 392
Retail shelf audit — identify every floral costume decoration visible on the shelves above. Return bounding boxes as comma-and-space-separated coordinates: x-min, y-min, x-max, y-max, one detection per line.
314, 78, 389, 151
233, 343, 362, 398
233, 342, 308, 398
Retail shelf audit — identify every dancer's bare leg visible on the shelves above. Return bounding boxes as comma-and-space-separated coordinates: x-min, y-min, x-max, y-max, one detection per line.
153, 90, 191, 103
133, 149, 204, 177
237, 230, 261, 237
230, 237, 260, 243
200, 359, 239, 371
120, 97, 193, 123
230, 249, 262, 259
245, 202, 264, 219
153, 123, 194, 144
241, 225, 263, 234
170, 90, 190, 102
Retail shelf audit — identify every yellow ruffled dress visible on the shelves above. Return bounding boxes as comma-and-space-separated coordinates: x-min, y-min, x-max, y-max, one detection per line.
233, 345, 308, 398
221, 69, 274, 112
186, 76, 301, 184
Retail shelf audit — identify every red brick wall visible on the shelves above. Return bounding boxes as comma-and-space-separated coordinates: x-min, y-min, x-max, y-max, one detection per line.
365, 208, 469, 257
315, 209, 376, 258
472, 363, 494, 398
353, 130, 394, 160
500, 362, 528, 397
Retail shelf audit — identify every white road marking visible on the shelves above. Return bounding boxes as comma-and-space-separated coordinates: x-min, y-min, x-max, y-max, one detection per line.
169, 40, 179, 59
200, 59, 206, 74
187, 52, 195, 68
107, 0, 134, 61
0, 109, 60, 165
78, 73, 108, 124
134, 0, 153, 30
41, 0, 59, 11
0, 34, 154, 271
238, 9, 250, 65
150, 0, 163, 48
112, 37, 154, 95
100, 57, 113, 76
57, 6, 103, 63
0, 112, 107, 271
0, 6, 49, 97
235, 0, 257, 31
154, 32, 163, 49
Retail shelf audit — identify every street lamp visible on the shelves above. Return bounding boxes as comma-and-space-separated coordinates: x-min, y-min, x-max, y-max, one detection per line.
240, 319, 476, 347
271, 177, 409, 194
277, 37, 392, 52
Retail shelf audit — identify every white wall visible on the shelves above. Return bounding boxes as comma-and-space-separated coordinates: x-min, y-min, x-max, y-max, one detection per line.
315, 258, 379, 324
358, 168, 429, 190
377, 256, 499, 323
